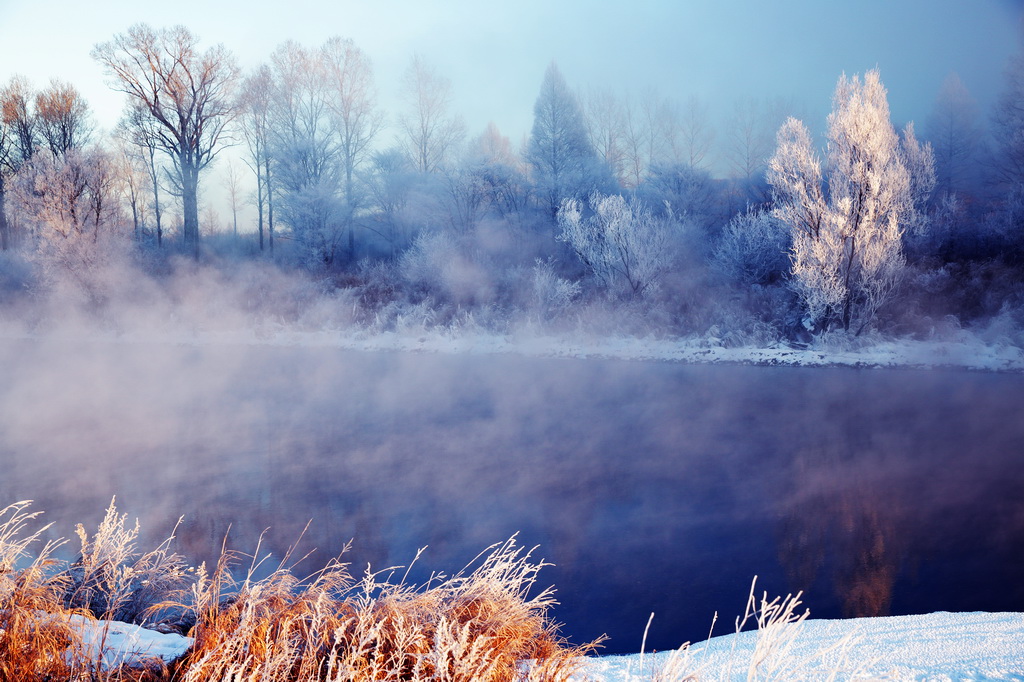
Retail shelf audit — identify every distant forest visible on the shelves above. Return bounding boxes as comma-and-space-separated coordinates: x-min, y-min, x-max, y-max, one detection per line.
2, 23, 1023, 346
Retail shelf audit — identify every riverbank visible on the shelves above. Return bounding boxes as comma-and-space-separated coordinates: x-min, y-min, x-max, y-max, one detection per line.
5, 322, 1024, 372
73, 609, 1024, 680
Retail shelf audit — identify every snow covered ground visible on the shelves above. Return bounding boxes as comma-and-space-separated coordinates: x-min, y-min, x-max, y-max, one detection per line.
20, 323, 1021, 373
575, 612, 1024, 681
83, 611, 1024, 680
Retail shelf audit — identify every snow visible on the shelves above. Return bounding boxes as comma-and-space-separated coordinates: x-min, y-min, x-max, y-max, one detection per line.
97, 326, 1024, 373
68, 615, 192, 670
575, 612, 1024, 681
73, 611, 1024, 679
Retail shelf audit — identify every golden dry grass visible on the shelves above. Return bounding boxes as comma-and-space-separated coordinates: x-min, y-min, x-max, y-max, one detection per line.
0, 501, 598, 682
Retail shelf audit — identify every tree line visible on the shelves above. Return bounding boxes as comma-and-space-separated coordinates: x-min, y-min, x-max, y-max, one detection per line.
1, 23, 1022, 339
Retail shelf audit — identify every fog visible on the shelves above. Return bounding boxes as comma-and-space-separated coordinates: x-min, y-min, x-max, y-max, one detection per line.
2, 286, 1023, 651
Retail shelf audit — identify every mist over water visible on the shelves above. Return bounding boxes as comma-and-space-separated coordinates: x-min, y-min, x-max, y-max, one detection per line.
1, 336, 1023, 653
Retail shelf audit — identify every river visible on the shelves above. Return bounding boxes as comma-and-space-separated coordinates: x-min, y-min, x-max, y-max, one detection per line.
1, 338, 1022, 653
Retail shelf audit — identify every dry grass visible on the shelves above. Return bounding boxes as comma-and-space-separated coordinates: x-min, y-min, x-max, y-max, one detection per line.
640, 577, 865, 682
170, 537, 598, 681
0, 500, 80, 681
0, 501, 598, 682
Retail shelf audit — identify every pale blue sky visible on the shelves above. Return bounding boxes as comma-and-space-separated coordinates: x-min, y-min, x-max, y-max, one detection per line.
1, 0, 1021, 162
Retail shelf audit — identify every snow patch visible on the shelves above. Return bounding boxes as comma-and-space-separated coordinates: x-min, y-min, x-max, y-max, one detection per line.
576, 612, 1024, 681
71, 616, 191, 671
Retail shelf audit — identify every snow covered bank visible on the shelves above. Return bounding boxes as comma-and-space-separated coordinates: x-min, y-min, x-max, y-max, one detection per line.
576, 612, 1024, 681
78, 326, 1024, 373
79, 611, 1024, 679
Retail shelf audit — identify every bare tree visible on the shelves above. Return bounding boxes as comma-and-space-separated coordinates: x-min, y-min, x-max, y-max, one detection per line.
93, 24, 240, 258
322, 37, 383, 257
1, 76, 38, 162
35, 79, 93, 158
0, 104, 12, 250
113, 138, 150, 242
238, 65, 274, 252
679, 95, 715, 170
398, 54, 465, 174
223, 159, 242, 238
117, 103, 166, 247
584, 88, 627, 186
724, 98, 775, 190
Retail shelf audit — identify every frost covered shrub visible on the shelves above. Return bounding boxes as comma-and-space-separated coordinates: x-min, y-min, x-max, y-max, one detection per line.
713, 207, 790, 286
529, 258, 580, 321
399, 230, 496, 305
557, 193, 676, 298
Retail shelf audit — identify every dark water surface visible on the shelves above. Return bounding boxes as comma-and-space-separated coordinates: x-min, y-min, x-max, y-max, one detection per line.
1, 338, 1023, 653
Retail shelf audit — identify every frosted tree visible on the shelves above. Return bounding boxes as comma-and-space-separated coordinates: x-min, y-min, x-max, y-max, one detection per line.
557, 192, 674, 297
713, 206, 790, 286
527, 63, 601, 219
11, 146, 125, 293
113, 137, 150, 242
768, 70, 934, 334
323, 37, 383, 256
266, 40, 343, 264
93, 24, 240, 258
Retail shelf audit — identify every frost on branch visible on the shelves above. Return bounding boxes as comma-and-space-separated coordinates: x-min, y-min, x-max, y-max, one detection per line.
557, 192, 675, 298
768, 70, 935, 334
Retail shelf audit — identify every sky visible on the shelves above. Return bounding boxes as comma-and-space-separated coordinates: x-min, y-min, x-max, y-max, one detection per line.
0, 0, 1022, 216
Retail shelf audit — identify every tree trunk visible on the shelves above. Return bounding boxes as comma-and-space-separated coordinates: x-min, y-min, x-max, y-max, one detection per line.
0, 180, 9, 251
265, 155, 274, 254
345, 166, 355, 260
148, 147, 163, 248
256, 168, 265, 251
181, 162, 200, 260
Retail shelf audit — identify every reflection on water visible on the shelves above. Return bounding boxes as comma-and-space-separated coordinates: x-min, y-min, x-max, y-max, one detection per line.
1, 339, 1023, 653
